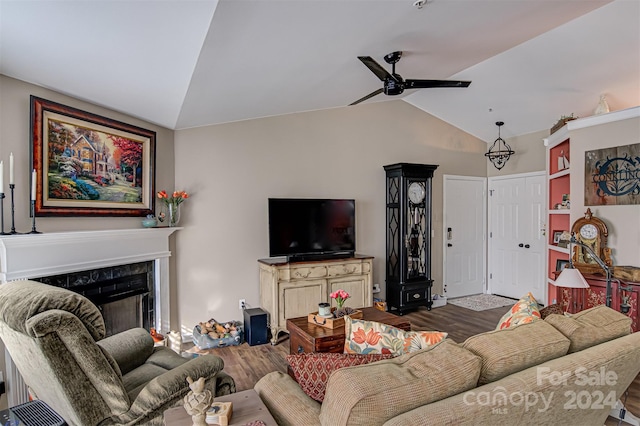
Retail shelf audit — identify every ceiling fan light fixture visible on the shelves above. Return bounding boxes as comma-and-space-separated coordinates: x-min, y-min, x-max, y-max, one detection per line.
485, 121, 514, 170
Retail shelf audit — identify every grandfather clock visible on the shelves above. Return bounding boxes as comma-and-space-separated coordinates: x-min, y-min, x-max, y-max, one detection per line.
384, 163, 438, 315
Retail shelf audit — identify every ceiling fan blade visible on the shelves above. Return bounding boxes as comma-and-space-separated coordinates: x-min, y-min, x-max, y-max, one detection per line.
349, 88, 384, 106
405, 79, 471, 89
358, 56, 397, 82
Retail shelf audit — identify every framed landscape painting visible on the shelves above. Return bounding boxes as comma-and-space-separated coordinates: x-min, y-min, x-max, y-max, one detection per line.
31, 96, 155, 216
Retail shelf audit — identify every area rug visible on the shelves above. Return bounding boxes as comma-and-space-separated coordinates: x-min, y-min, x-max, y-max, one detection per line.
448, 294, 516, 311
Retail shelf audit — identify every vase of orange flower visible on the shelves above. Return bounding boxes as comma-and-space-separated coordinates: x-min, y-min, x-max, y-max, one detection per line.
157, 190, 189, 227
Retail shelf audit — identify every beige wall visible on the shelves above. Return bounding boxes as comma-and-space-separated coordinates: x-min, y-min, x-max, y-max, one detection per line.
0, 75, 175, 409
569, 116, 640, 266
487, 129, 547, 176
173, 100, 488, 333
0, 75, 176, 232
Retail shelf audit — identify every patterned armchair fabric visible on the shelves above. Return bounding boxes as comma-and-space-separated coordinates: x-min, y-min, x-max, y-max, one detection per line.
0, 280, 235, 426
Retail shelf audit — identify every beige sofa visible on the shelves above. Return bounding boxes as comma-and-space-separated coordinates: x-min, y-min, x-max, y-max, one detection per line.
255, 305, 640, 426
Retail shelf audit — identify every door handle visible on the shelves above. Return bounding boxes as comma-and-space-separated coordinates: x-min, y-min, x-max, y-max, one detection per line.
525, 244, 530, 249
447, 243, 453, 247
518, 243, 524, 247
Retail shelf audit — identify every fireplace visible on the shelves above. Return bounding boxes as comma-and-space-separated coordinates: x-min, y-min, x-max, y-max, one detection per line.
34, 261, 155, 336
0, 227, 179, 406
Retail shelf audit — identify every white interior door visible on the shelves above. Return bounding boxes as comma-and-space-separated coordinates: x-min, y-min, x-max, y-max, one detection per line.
488, 172, 546, 302
443, 175, 486, 298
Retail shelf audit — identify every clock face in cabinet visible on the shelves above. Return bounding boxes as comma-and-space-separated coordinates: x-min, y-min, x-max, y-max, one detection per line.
408, 182, 426, 204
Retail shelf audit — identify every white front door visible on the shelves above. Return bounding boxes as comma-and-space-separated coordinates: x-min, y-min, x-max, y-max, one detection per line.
443, 175, 486, 298
488, 172, 546, 302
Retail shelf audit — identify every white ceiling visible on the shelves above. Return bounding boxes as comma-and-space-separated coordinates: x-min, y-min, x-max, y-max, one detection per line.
1, 0, 638, 143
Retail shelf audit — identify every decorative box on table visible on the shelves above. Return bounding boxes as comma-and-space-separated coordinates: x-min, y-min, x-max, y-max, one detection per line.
307, 309, 363, 329
193, 320, 243, 349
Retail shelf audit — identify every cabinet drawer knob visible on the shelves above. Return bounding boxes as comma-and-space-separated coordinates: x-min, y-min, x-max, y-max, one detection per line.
413, 293, 420, 299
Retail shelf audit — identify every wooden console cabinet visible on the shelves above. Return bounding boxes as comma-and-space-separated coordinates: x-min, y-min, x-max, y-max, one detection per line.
258, 255, 373, 344
554, 272, 639, 332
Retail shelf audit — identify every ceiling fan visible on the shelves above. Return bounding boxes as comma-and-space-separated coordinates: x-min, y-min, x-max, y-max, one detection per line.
350, 51, 471, 106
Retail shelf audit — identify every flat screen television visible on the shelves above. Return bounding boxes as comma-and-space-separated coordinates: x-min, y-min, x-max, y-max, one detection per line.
268, 198, 355, 261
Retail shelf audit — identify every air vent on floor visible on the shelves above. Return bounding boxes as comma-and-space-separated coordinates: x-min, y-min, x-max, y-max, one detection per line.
9, 400, 67, 426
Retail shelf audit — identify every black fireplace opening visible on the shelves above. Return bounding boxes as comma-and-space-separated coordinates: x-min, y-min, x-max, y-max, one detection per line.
34, 261, 154, 337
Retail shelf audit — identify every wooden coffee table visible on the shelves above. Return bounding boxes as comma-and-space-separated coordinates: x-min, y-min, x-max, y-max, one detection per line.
286, 306, 411, 355
163, 389, 275, 425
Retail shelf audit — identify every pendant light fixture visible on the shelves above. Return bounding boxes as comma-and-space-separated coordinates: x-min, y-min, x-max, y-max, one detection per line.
485, 121, 514, 170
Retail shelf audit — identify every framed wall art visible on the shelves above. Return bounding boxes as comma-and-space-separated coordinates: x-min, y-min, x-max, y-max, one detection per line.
31, 96, 156, 216
585, 142, 640, 206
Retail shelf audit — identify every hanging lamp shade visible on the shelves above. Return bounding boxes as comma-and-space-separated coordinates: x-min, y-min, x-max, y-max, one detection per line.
485, 121, 515, 170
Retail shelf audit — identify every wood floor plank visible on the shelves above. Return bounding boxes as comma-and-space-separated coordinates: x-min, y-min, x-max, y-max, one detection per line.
188, 303, 639, 421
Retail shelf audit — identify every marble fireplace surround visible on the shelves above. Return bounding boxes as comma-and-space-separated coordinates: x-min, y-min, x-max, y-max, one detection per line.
0, 227, 179, 406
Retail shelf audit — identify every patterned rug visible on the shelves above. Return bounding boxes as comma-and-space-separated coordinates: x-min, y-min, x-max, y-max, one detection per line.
448, 294, 516, 311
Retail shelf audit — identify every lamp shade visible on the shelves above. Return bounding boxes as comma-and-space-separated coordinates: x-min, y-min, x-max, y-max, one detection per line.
554, 267, 590, 288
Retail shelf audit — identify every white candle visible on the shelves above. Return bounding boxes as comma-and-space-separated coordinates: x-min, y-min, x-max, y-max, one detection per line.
31, 169, 37, 201
0, 161, 4, 193
9, 152, 14, 185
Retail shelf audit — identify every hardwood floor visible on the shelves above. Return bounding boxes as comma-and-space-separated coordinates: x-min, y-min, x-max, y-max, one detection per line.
189, 303, 640, 423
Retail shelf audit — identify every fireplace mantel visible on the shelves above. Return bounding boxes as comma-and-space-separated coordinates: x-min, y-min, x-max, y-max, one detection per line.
0, 227, 180, 406
0, 228, 178, 282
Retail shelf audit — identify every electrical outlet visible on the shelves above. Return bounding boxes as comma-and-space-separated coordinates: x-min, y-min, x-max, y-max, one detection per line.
239, 299, 246, 310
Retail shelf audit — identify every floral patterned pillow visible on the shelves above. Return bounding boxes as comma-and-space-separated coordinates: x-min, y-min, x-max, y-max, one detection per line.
343, 317, 447, 356
495, 292, 541, 330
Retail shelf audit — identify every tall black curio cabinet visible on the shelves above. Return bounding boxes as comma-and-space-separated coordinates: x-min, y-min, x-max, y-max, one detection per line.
383, 163, 438, 315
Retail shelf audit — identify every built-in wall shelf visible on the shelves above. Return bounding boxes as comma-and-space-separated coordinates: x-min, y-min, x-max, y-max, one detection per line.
549, 169, 570, 180
548, 245, 570, 254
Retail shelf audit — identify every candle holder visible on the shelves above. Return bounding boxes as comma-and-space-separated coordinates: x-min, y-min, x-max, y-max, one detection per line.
9, 184, 21, 234
29, 200, 41, 234
0, 193, 8, 235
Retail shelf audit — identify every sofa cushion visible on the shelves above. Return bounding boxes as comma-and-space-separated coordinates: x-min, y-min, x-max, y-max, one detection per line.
286, 353, 394, 402
462, 319, 570, 385
495, 292, 541, 330
320, 340, 481, 426
344, 316, 447, 356
544, 305, 631, 353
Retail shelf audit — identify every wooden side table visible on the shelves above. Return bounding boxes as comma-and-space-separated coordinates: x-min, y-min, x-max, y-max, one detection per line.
163, 389, 275, 425
286, 306, 411, 355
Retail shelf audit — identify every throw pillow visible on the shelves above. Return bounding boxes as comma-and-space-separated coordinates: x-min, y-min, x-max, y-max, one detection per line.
495, 292, 541, 330
286, 352, 394, 402
539, 303, 563, 319
343, 316, 447, 355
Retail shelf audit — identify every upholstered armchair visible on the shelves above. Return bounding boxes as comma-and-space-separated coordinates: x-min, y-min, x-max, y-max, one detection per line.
0, 280, 235, 425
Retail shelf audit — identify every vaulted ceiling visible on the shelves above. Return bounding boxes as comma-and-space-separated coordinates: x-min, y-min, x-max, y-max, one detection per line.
1, 0, 638, 142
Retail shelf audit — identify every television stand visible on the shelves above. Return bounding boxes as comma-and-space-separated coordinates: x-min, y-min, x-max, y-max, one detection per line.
258, 254, 374, 345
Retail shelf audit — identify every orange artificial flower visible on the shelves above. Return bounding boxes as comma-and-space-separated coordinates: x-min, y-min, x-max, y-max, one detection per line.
157, 190, 189, 206
351, 327, 382, 346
